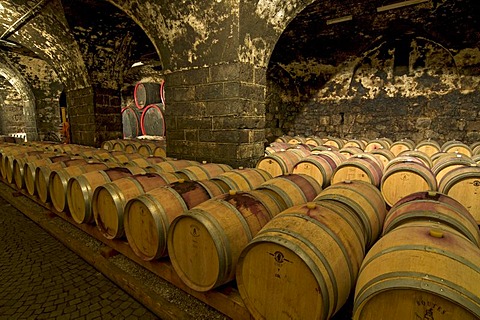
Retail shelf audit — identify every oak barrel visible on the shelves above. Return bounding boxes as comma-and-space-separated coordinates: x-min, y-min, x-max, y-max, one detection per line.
383, 191, 480, 246
167, 190, 286, 291
353, 226, 480, 320
381, 161, 437, 207
67, 166, 146, 224
438, 164, 480, 224
255, 151, 304, 177
292, 154, 337, 188
314, 180, 387, 248
236, 202, 365, 320
93, 172, 179, 239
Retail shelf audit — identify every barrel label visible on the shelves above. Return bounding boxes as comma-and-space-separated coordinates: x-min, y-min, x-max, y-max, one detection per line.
415, 299, 447, 319
268, 250, 292, 279
189, 224, 200, 238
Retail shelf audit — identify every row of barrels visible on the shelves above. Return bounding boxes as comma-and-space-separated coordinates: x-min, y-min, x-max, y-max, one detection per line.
101, 138, 166, 157
3, 142, 479, 319
272, 135, 480, 158
234, 185, 480, 319
257, 142, 480, 224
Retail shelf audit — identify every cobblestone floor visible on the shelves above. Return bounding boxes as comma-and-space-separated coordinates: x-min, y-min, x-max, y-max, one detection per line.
0, 197, 159, 320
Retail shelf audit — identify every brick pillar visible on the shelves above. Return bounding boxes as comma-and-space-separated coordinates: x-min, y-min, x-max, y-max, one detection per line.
164, 62, 266, 168
67, 87, 122, 147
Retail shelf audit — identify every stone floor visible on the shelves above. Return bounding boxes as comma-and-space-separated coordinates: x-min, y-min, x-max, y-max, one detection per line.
0, 196, 160, 320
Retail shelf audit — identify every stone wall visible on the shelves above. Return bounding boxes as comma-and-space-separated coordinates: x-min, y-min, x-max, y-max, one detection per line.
268, 36, 480, 145
0, 78, 24, 135
165, 62, 266, 167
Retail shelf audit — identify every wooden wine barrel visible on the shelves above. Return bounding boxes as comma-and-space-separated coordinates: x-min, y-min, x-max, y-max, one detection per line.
274, 135, 293, 143
111, 152, 144, 164
430, 151, 451, 165
472, 142, 480, 156
389, 139, 415, 156
398, 149, 433, 168
474, 154, 480, 164
124, 179, 228, 260
288, 135, 306, 144
286, 144, 312, 157
305, 136, 326, 147
211, 168, 272, 191
368, 148, 395, 168
48, 162, 115, 213
112, 140, 127, 151
0, 146, 37, 178
381, 161, 437, 207
438, 164, 480, 224
145, 159, 199, 173
264, 141, 289, 155
121, 106, 141, 138
364, 138, 391, 152
4, 150, 47, 183
310, 149, 346, 167
311, 145, 339, 153
256, 174, 322, 210
323, 137, 345, 149
100, 140, 116, 150
134, 82, 162, 110
93, 172, 179, 239
126, 156, 168, 168
292, 154, 337, 188
167, 191, 288, 292
136, 140, 166, 157
255, 151, 304, 177
339, 146, 363, 158
344, 139, 366, 150
175, 163, 232, 181
35, 158, 88, 203
141, 103, 166, 136
382, 191, 480, 246
123, 140, 143, 153
314, 180, 387, 248
330, 155, 383, 187
431, 153, 475, 185
236, 202, 366, 320
11, 152, 57, 189
23, 155, 72, 196
67, 166, 146, 224
441, 140, 473, 157
353, 226, 480, 320
415, 139, 441, 157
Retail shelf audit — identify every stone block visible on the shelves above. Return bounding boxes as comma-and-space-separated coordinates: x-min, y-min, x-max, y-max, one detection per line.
195, 83, 224, 100
169, 86, 196, 102
416, 117, 432, 129
212, 116, 265, 129
198, 129, 251, 143
210, 64, 241, 82
224, 82, 241, 98
205, 100, 243, 116
166, 68, 209, 86
177, 116, 212, 130
240, 83, 265, 101
167, 102, 206, 116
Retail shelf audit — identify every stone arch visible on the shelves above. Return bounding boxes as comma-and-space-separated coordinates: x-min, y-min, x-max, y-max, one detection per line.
0, 55, 38, 141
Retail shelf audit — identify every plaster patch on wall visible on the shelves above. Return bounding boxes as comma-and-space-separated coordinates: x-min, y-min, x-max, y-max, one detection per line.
255, 0, 301, 32
239, 34, 268, 66
455, 48, 480, 68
